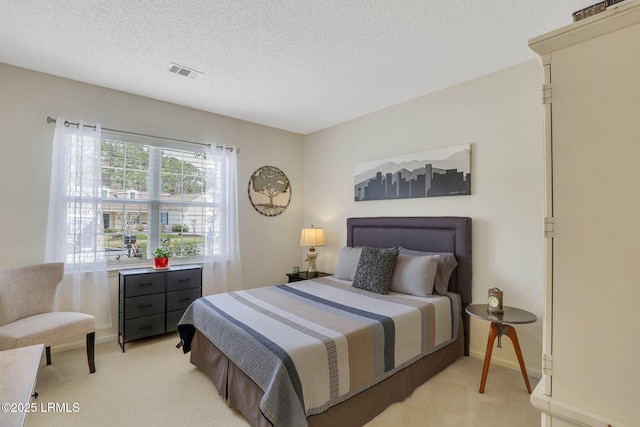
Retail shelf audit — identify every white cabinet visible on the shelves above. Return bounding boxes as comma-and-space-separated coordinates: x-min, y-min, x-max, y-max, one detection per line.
529, 2, 640, 425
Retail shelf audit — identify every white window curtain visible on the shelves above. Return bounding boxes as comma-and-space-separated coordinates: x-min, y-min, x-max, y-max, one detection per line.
202, 145, 243, 295
45, 118, 111, 329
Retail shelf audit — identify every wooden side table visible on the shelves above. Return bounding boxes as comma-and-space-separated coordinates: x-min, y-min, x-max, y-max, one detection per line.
466, 304, 537, 394
286, 271, 331, 283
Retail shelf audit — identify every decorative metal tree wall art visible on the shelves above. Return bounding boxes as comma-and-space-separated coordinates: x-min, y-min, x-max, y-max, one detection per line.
248, 166, 291, 216
354, 144, 471, 201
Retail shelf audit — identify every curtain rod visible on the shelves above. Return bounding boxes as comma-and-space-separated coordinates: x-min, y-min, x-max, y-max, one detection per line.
46, 116, 239, 153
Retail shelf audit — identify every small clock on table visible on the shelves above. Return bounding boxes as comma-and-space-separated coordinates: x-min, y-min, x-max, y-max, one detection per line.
487, 287, 504, 314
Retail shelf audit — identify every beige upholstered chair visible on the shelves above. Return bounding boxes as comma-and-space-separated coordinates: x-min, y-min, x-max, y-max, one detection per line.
0, 263, 96, 373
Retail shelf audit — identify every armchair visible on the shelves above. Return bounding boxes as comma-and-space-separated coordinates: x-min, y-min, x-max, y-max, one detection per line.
0, 263, 96, 373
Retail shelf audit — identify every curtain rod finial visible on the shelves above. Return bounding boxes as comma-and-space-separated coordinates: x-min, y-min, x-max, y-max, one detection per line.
46, 116, 56, 124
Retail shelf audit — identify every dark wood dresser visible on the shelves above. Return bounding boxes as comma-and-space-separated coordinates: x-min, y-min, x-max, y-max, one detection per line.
118, 265, 202, 351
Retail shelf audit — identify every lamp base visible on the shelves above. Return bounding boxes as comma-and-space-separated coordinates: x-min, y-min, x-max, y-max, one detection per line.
306, 247, 318, 274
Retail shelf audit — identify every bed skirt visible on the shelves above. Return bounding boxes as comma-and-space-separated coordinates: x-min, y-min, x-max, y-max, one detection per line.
190, 320, 465, 427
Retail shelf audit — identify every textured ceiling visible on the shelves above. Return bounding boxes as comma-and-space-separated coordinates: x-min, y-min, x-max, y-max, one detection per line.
0, 0, 595, 134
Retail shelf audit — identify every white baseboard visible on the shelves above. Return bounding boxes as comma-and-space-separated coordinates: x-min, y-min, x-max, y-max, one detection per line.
530, 380, 629, 427
469, 349, 542, 379
49, 333, 117, 354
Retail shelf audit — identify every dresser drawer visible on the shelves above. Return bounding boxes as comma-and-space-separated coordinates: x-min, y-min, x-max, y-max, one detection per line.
166, 310, 187, 333
123, 272, 165, 297
166, 288, 201, 312
124, 314, 165, 341
167, 268, 201, 291
125, 294, 165, 319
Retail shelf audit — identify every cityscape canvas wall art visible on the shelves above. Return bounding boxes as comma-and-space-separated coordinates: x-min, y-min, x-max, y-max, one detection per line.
354, 144, 471, 201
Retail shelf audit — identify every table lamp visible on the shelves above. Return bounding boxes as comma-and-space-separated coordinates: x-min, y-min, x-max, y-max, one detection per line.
300, 226, 325, 274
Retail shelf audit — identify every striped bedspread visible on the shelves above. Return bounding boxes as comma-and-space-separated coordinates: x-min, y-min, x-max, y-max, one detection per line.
178, 276, 460, 427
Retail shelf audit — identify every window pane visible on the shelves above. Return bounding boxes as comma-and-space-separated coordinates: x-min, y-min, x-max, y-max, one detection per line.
65, 200, 105, 264
102, 139, 150, 199
103, 204, 149, 263
159, 204, 209, 257
101, 139, 125, 198
161, 148, 206, 201
124, 144, 149, 196
101, 137, 220, 265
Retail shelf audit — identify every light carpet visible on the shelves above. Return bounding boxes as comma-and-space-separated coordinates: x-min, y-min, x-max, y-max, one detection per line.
24, 334, 540, 427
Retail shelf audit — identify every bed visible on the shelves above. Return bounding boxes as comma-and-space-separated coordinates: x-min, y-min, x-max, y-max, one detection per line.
178, 216, 472, 427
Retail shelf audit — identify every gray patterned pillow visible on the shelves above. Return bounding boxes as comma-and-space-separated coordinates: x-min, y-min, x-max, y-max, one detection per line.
352, 247, 399, 294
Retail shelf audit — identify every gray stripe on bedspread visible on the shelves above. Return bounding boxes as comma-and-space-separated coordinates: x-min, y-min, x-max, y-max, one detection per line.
316, 279, 432, 354
277, 284, 396, 372
447, 292, 460, 341
229, 292, 340, 401
199, 298, 305, 425
270, 286, 387, 377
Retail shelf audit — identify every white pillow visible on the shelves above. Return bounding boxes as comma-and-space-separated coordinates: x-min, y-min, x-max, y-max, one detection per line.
399, 247, 458, 295
390, 254, 439, 296
334, 246, 362, 281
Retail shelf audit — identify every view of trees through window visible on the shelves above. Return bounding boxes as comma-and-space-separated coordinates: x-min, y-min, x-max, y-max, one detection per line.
101, 138, 218, 264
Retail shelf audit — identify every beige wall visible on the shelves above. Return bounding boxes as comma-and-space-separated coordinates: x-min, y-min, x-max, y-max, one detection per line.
302, 60, 545, 375
0, 60, 546, 375
0, 62, 305, 338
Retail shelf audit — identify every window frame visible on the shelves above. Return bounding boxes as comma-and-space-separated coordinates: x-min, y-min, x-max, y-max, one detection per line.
100, 132, 222, 268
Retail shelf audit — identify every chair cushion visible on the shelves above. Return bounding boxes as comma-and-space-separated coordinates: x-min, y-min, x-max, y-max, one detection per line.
0, 312, 95, 350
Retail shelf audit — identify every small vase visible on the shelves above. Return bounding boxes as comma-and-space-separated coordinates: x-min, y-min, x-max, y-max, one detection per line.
154, 257, 169, 269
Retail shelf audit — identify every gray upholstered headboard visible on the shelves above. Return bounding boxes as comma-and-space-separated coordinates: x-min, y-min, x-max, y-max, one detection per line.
346, 216, 472, 356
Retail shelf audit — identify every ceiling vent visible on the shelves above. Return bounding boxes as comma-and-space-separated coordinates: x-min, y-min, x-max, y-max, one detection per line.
168, 62, 203, 79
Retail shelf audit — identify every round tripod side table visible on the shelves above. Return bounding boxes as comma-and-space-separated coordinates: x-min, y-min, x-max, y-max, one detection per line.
465, 304, 537, 393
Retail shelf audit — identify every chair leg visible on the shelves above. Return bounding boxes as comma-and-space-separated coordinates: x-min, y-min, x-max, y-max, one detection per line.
46, 346, 52, 365
86, 332, 96, 374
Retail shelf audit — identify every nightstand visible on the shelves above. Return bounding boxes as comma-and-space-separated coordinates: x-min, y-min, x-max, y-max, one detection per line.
286, 271, 331, 283
465, 304, 537, 394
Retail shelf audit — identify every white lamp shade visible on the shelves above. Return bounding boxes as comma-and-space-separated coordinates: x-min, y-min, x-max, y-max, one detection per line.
300, 227, 325, 247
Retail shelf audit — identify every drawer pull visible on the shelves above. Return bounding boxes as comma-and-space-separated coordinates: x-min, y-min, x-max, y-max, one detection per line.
178, 297, 192, 302
139, 304, 153, 309
178, 278, 191, 283
139, 282, 153, 287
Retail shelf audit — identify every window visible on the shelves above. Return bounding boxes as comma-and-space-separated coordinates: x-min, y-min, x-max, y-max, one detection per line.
47, 118, 240, 295
101, 136, 222, 265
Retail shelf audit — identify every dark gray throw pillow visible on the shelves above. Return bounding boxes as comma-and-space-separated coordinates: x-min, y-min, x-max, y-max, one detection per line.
352, 246, 399, 294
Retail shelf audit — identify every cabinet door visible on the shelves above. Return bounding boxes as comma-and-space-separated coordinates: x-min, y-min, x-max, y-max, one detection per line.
550, 22, 640, 423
